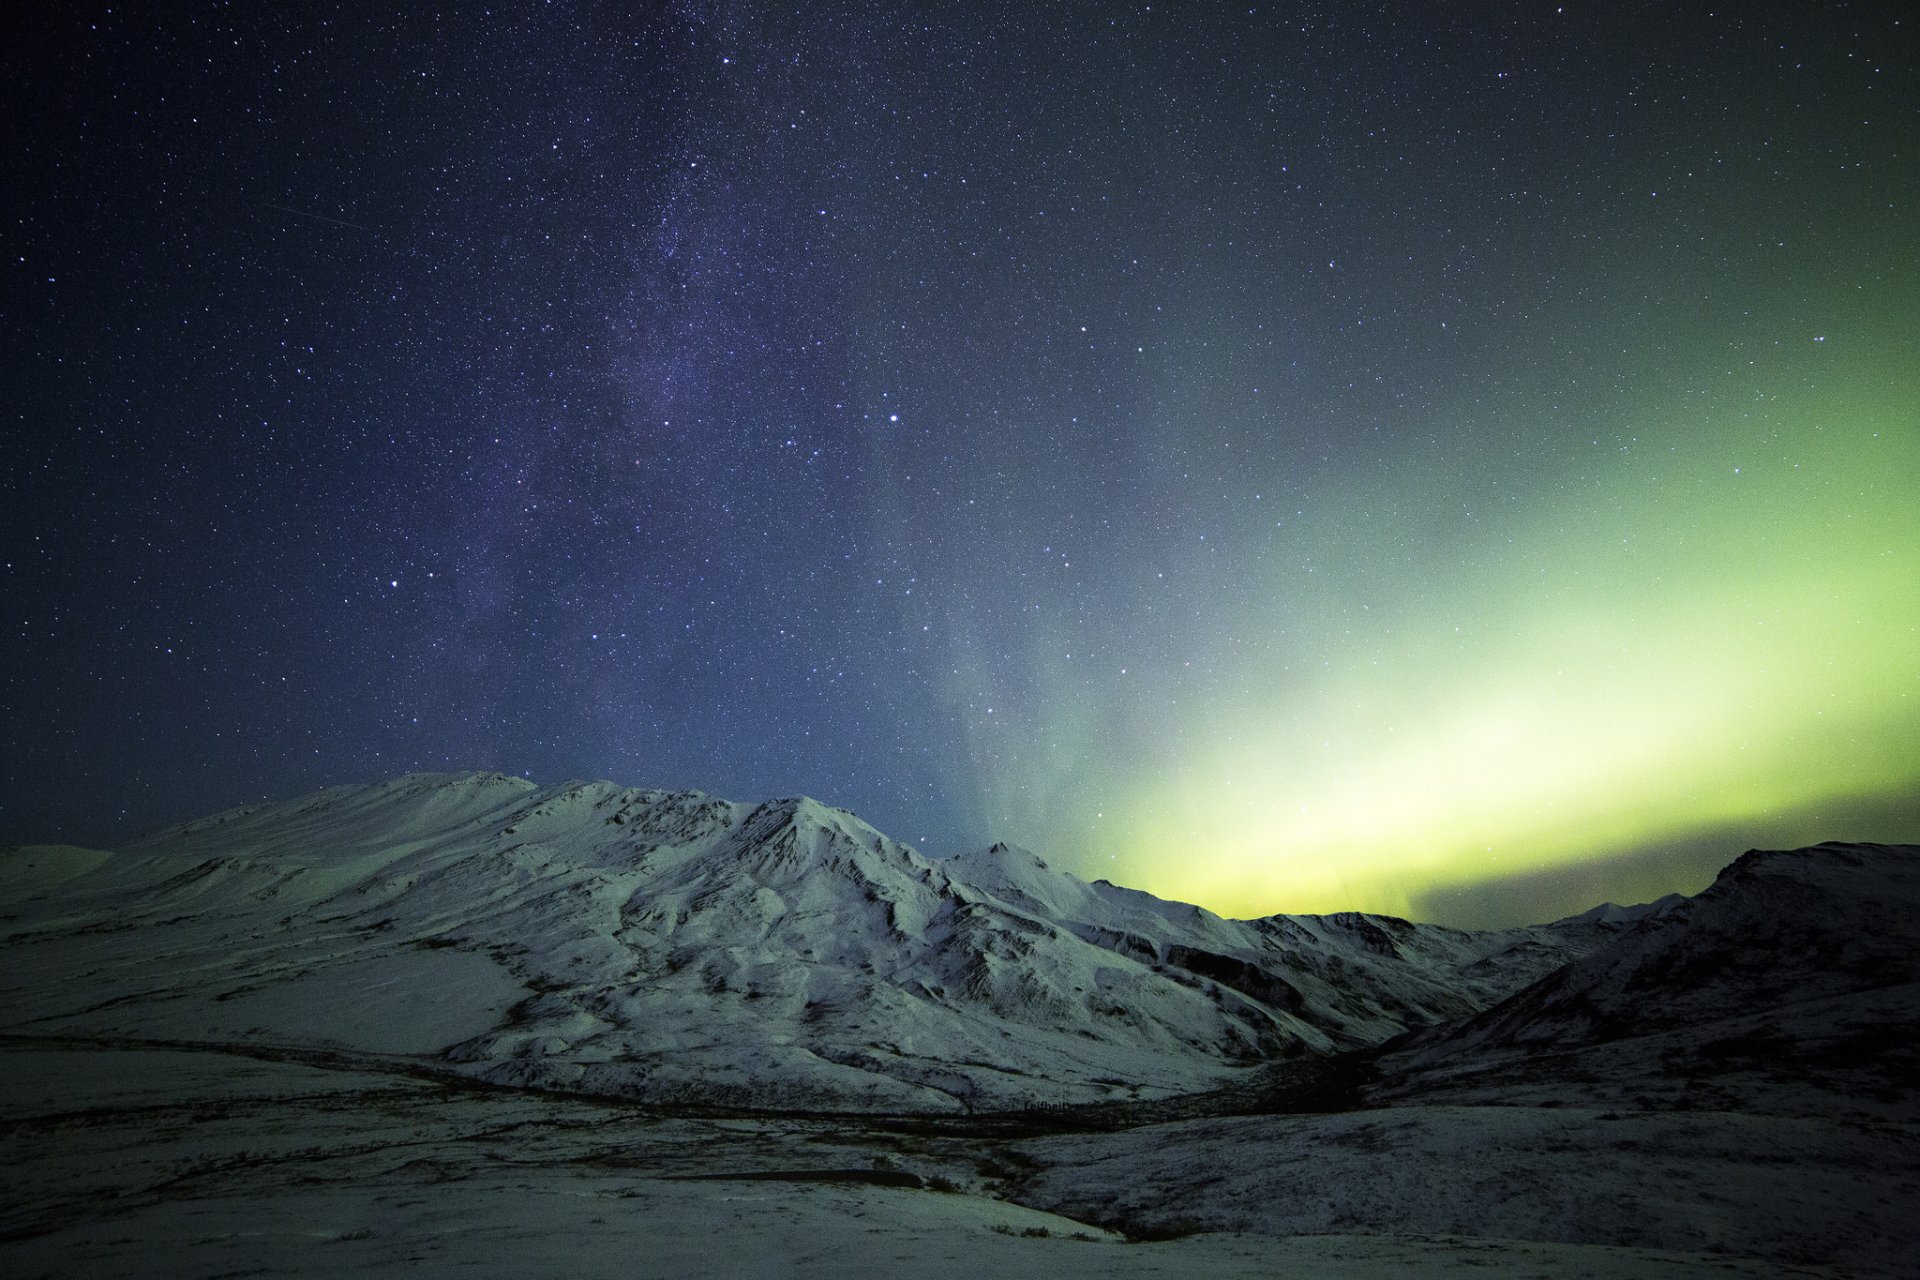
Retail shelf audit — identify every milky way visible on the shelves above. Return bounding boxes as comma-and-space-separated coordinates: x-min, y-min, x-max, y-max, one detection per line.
6, 2, 1916, 924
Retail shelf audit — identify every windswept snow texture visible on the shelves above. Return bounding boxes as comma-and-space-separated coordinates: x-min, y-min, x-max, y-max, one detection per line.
5, 771, 1625, 1110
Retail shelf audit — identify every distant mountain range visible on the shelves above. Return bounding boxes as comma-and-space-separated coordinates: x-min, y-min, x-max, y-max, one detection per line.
2, 772, 1912, 1115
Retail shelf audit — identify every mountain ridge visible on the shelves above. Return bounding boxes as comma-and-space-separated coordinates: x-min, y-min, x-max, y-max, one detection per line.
5, 771, 1896, 1115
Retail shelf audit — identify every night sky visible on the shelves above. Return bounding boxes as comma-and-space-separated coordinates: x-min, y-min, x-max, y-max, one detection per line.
6, 2, 1916, 926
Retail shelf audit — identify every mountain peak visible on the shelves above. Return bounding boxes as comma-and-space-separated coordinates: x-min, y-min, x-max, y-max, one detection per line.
740, 793, 878, 840
752, 793, 840, 821
973, 840, 1047, 867
1555, 894, 1685, 928
726, 793, 924, 881
1712, 841, 1917, 895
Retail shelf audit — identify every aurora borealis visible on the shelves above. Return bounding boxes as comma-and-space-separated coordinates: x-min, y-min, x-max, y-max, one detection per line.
5, 3, 1916, 925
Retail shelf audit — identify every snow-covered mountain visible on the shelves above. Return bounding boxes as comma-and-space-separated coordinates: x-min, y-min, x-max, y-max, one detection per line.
0, 771, 1637, 1111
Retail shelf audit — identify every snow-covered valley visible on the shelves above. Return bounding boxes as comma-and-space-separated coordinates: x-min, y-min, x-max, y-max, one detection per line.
3, 773, 1915, 1276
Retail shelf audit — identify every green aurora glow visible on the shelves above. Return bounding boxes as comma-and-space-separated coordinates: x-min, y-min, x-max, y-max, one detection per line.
829, 8, 1920, 926
896, 296, 1918, 926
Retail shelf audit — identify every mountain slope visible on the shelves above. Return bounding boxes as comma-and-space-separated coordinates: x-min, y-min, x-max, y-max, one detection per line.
1379, 841, 1920, 1116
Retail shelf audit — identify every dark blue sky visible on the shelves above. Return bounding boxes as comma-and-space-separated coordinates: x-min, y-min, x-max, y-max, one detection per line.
6, 2, 1915, 925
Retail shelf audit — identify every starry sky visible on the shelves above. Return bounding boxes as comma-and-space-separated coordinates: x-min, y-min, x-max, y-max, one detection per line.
5, 2, 1917, 926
